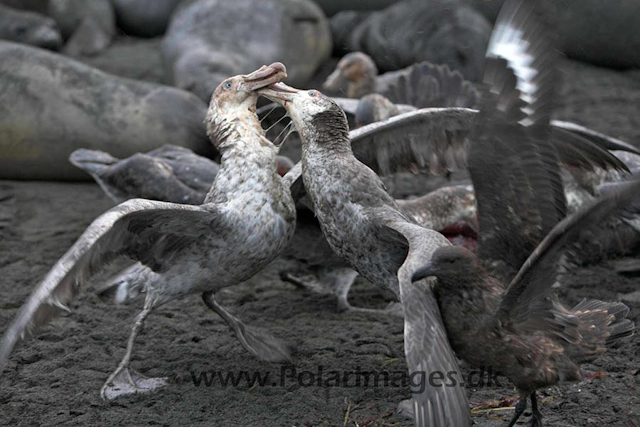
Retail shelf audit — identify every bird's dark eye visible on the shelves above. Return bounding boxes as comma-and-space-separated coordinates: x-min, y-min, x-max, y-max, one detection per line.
14, 25, 27, 37
308, 91, 317, 97
223, 81, 232, 90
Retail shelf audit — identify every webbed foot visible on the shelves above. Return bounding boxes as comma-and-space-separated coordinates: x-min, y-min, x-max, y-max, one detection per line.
101, 367, 167, 400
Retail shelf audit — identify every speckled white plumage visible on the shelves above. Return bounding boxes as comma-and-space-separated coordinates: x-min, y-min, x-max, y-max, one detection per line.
0, 67, 296, 395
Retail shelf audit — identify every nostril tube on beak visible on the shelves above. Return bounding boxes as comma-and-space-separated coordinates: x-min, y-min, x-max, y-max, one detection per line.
268, 62, 286, 73
245, 62, 287, 82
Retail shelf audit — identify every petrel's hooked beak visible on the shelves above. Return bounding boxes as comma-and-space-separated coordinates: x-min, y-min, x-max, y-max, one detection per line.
257, 82, 299, 104
412, 261, 435, 282
322, 68, 344, 91
241, 62, 287, 91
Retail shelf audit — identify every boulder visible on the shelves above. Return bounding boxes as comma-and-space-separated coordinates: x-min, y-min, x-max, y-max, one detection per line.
329, 0, 491, 81
112, 0, 185, 37
162, 0, 332, 102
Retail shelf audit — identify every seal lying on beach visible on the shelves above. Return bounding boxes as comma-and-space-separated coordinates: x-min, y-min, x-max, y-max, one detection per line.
0, 42, 212, 180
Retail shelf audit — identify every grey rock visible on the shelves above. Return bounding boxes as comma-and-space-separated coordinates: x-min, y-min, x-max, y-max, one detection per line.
0, 0, 47, 14
0, 42, 212, 180
48, 0, 115, 39
464, 0, 504, 22
62, 16, 112, 56
467, 0, 640, 69
554, 0, 640, 69
311, 0, 401, 17
330, 0, 491, 81
0, 4, 61, 50
162, 0, 332, 102
112, 0, 185, 37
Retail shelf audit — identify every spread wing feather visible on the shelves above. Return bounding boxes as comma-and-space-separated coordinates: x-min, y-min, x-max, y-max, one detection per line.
469, 118, 566, 271
550, 128, 630, 173
551, 120, 640, 156
498, 178, 640, 329
378, 61, 480, 109
348, 108, 478, 175
370, 209, 471, 427
0, 199, 224, 371
485, 0, 557, 128
472, 0, 566, 271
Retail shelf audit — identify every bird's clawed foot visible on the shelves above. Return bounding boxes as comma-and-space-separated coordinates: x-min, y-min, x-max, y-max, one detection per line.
529, 411, 544, 427
529, 392, 543, 427
396, 398, 415, 420
101, 366, 168, 400
235, 322, 292, 363
506, 397, 527, 427
202, 291, 291, 363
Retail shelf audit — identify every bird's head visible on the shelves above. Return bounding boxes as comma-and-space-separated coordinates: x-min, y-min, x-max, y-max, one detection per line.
207, 62, 287, 116
411, 246, 482, 289
323, 52, 378, 97
205, 62, 287, 149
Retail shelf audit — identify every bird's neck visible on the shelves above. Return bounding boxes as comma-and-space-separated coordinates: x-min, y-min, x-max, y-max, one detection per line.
348, 75, 376, 98
434, 267, 502, 303
205, 116, 282, 204
300, 109, 354, 161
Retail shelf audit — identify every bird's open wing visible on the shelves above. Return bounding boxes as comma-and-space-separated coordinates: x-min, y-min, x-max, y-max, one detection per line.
550, 127, 630, 173
348, 108, 478, 175
497, 178, 640, 331
469, 117, 567, 271
471, 53, 567, 268
377, 213, 470, 427
485, 0, 557, 128
471, 0, 566, 270
378, 61, 480, 109
333, 96, 416, 123
0, 199, 226, 371
551, 121, 640, 157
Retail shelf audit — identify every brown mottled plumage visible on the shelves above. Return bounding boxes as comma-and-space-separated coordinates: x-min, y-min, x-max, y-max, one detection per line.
413, 179, 638, 426
408, 0, 636, 425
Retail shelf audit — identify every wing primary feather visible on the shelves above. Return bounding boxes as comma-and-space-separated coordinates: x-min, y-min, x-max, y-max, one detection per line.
498, 178, 640, 323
